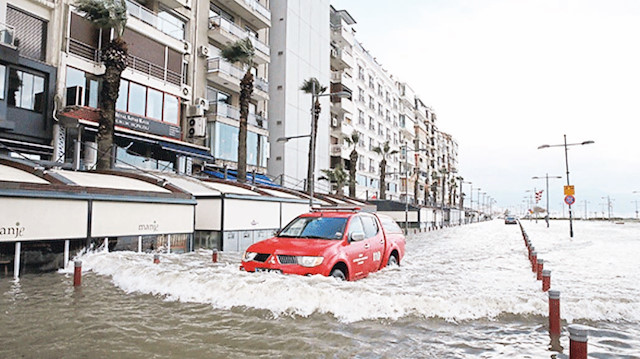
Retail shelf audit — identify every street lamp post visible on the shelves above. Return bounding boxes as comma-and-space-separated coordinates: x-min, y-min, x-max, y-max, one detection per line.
532, 174, 562, 228
538, 135, 594, 237
402, 143, 429, 233
304, 84, 351, 209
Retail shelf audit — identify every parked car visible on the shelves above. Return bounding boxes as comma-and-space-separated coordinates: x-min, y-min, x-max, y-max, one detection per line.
240, 208, 406, 281
505, 216, 518, 224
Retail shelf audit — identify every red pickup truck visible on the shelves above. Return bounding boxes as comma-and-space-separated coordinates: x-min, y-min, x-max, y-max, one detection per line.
240, 208, 406, 281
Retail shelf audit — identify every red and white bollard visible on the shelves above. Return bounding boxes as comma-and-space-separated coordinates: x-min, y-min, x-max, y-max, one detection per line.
212, 249, 218, 263
569, 324, 588, 359
542, 269, 551, 292
531, 251, 538, 272
73, 260, 82, 287
548, 290, 561, 337
153, 254, 160, 264
536, 258, 544, 280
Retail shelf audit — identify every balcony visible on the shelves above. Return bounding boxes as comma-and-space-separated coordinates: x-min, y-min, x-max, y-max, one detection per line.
331, 24, 355, 48
330, 144, 347, 159
221, 0, 271, 30
126, 0, 185, 41
0, 22, 16, 48
158, 0, 191, 9
207, 58, 268, 100
208, 16, 270, 64
208, 102, 268, 130
330, 47, 352, 70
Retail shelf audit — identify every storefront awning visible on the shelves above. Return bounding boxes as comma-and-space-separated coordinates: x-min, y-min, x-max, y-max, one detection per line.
159, 141, 214, 161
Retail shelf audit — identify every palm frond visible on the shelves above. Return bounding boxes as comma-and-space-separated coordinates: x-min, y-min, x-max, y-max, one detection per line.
300, 78, 327, 95
75, 0, 127, 37
220, 38, 255, 67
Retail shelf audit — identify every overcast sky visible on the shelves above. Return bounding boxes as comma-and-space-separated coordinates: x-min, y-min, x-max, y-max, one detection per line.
331, 0, 640, 218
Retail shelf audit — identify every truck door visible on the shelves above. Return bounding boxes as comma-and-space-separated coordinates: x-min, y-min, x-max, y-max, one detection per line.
360, 214, 386, 273
345, 216, 370, 280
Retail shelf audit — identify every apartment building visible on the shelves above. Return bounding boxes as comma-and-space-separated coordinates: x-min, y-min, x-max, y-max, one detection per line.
202, 0, 271, 178
329, 6, 408, 201
268, 0, 331, 190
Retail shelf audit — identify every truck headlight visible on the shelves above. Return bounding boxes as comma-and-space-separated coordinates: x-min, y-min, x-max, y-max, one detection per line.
242, 251, 257, 262
297, 256, 324, 267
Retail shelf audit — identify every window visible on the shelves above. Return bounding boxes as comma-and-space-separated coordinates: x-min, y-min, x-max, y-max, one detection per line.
358, 66, 364, 80
360, 215, 379, 238
369, 117, 375, 131
0, 65, 5, 100
369, 96, 375, 110
128, 82, 147, 116
247, 131, 258, 166
358, 110, 365, 125
7, 68, 45, 112
214, 122, 239, 162
158, 8, 186, 40
66, 67, 98, 107
116, 80, 128, 112
347, 217, 365, 239
368, 75, 374, 89
163, 94, 179, 125
369, 158, 375, 172
147, 88, 163, 120
358, 88, 365, 102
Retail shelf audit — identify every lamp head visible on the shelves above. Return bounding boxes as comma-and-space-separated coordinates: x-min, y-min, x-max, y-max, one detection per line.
537, 144, 550, 149
581, 140, 595, 145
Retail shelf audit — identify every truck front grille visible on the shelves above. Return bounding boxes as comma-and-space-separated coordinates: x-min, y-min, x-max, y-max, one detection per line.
277, 255, 297, 265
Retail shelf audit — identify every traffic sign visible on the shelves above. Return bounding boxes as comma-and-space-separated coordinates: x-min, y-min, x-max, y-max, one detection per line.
564, 185, 575, 196
564, 195, 576, 205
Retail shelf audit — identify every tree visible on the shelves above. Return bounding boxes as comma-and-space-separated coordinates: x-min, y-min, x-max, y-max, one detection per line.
343, 131, 360, 198
372, 141, 398, 200
76, 0, 128, 170
221, 38, 255, 183
300, 78, 327, 194
319, 164, 348, 196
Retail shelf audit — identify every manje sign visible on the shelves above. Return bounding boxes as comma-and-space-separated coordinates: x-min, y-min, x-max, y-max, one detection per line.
0, 222, 25, 239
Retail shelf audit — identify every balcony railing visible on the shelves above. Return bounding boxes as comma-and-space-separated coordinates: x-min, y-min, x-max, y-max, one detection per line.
126, 0, 184, 40
208, 58, 269, 94
254, 76, 269, 93
0, 22, 15, 48
68, 38, 100, 62
128, 54, 182, 86
244, 0, 270, 21
209, 102, 268, 129
209, 16, 269, 57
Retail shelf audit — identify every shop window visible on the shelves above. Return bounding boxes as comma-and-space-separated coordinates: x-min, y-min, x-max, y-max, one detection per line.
247, 131, 258, 166
65, 67, 98, 107
7, 68, 45, 112
128, 82, 147, 117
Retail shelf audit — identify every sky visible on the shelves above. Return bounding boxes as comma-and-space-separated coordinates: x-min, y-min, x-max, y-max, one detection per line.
331, 0, 640, 218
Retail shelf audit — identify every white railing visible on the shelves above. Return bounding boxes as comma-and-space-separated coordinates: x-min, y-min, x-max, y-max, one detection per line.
244, 0, 271, 21
0, 22, 15, 47
254, 77, 269, 93
210, 16, 269, 57
126, 0, 184, 40
207, 57, 246, 80
210, 102, 268, 129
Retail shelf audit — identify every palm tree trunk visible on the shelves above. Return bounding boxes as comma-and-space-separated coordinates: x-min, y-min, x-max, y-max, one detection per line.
414, 176, 419, 205
349, 149, 357, 197
238, 70, 253, 183
306, 98, 320, 194
379, 158, 386, 200
96, 37, 127, 171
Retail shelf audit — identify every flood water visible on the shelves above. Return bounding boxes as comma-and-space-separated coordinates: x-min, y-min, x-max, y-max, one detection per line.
1, 220, 639, 358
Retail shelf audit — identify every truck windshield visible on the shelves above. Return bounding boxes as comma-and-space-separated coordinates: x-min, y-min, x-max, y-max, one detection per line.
279, 217, 347, 240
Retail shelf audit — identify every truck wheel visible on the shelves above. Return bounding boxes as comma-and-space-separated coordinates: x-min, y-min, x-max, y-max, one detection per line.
387, 254, 398, 266
330, 268, 346, 280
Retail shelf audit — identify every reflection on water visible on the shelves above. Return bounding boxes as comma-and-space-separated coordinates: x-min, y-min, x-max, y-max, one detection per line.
1, 220, 638, 358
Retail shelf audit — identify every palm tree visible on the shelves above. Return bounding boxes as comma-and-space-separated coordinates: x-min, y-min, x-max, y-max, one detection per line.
342, 131, 360, 198
300, 78, 327, 194
319, 164, 348, 196
220, 38, 255, 183
76, 0, 128, 170
372, 141, 398, 200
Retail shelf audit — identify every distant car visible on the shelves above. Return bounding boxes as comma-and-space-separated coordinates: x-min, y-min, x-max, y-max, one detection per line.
505, 216, 517, 225
240, 208, 406, 281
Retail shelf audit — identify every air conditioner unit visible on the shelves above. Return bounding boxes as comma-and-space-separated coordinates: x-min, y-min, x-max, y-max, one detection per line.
331, 117, 338, 127
195, 97, 209, 111
185, 104, 205, 118
183, 41, 192, 55
65, 86, 84, 106
330, 48, 338, 58
188, 117, 206, 138
198, 45, 209, 58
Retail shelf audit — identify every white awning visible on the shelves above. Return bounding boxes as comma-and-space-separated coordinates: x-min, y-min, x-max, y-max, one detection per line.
0, 198, 88, 242
91, 201, 194, 237
52, 170, 171, 193
0, 164, 50, 184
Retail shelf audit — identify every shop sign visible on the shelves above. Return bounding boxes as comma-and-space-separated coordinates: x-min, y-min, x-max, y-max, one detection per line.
116, 112, 181, 139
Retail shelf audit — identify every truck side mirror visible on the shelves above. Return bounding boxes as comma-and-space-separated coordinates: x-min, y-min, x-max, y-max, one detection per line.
350, 232, 365, 242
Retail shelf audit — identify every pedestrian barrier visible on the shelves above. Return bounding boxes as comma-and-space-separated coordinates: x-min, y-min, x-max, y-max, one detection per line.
73, 260, 82, 287
212, 249, 218, 263
517, 221, 589, 357
153, 254, 160, 264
